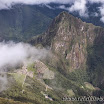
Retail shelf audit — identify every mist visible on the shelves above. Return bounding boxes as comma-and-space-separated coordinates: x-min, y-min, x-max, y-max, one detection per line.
0, 41, 50, 91
0, 41, 50, 70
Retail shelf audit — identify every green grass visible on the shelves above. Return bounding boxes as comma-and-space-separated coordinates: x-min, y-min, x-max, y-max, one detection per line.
27, 63, 36, 72
3, 68, 91, 104
27, 63, 36, 78
0, 97, 27, 104
9, 73, 25, 85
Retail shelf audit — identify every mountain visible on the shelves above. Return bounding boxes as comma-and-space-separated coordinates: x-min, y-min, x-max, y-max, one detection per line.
1, 11, 104, 104
29, 11, 104, 102
0, 3, 104, 42
0, 4, 63, 41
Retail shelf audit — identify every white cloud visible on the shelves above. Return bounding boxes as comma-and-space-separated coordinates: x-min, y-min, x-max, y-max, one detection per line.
0, 0, 74, 9
58, 0, 104, 20
94, 12, 99, 17
100, 16, 104, 23
69, 0, 88, 17
0, 0, 86, 16
58, 5, 67, 10
0, 41, 50, 91
58, 0, 88, 17
1, 0, 104, 22
87, 0, 104, 23
99, 5, 104, 23
0, 41, 49, 69
88, 0, 104, 3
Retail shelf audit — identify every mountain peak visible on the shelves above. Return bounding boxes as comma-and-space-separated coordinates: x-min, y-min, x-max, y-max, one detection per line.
58, 11, 70, 17
30, 11, 99, 71
58, 11, 73, 18
29, 11, 85, 46
55, 11, 82, 23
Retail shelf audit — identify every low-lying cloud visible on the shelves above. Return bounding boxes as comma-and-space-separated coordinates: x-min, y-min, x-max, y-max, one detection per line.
0, 41, 50, 91
0, 41, 49, 69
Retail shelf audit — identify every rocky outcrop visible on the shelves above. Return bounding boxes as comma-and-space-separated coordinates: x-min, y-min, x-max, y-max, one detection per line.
29, 12, 104, 91
30, 12, 101, 71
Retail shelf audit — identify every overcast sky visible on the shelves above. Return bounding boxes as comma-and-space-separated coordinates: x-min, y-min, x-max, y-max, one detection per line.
0, 0, 104, 22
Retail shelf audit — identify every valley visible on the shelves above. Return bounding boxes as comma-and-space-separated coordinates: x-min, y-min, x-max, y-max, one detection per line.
0, 9, 104, 104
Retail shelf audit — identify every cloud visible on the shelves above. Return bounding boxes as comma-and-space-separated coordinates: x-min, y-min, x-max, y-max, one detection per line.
58, 0, 88, 17
58, 0, 104, 20
0, 0, 74, 9
0, 41, 50, 91
87, 0, 104, 22
99, 6, 104, 22
0, 0, 87, 17
0, 0, 101, 18
88, 0, 104, 3
59, 0, 104, 21
0, 0, 104, 22
69, 0, 88, 17
0, 41, 50, 69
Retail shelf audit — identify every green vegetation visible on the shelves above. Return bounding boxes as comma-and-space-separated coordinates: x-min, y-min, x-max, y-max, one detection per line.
9, 73, 25, 85
0, 97, 27, 104
1, 10, 104, 104
27, 63, 36, 78
27, 63, 35, 72
0, 5, 64, 41
1, 75, 67, 104
27, 11, 104, 104
68, 69, 90, 85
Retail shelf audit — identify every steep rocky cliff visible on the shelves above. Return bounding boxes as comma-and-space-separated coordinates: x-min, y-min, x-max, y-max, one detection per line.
30, 11, 104, 92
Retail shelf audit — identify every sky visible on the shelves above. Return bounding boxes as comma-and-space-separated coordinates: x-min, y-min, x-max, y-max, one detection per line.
0, 0, 104, 22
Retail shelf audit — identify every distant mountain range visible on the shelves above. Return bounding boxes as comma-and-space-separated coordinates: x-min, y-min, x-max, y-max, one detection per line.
0, 3, 103, 41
